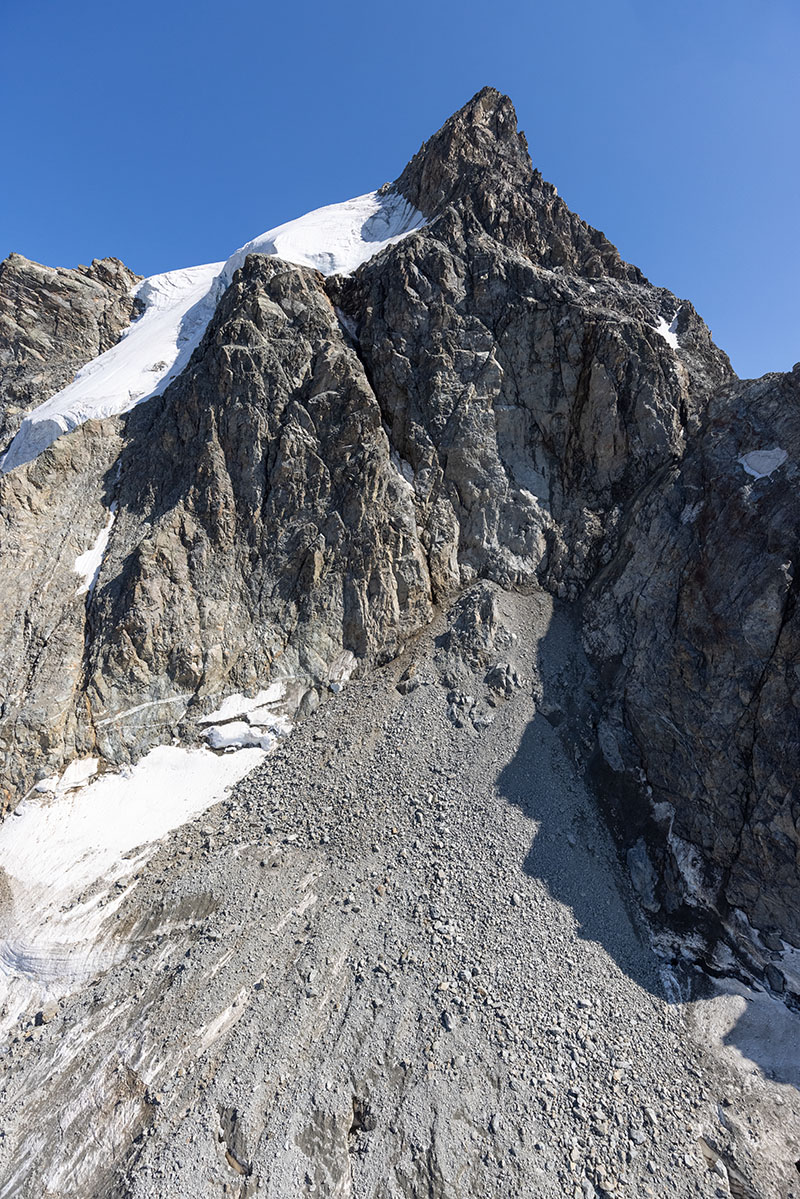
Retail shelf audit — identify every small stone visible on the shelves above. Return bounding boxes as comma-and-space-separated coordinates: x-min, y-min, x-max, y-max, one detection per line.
510, 892, 522, 907
765, 963, 785, 993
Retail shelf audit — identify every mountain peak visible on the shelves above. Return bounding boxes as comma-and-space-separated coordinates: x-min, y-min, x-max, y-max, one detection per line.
393, 87, 643, 283
394, 86, 532, 216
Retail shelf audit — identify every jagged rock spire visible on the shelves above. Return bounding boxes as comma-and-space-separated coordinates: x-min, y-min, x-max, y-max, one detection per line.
394, 85, 643, 281
394, 87, 533, 215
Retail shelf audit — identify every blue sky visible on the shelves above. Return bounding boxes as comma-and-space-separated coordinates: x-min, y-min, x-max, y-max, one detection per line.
1, 0, 797, 379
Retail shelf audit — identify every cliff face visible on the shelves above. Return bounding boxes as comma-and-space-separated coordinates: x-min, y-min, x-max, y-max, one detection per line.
584, 367, 800, 954
0, 87, 795, 991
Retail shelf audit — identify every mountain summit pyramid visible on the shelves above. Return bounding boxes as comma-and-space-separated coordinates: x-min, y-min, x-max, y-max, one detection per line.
0, 88, 797, 1197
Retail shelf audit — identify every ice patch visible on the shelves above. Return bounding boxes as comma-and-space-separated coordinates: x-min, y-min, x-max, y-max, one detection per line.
390, 448, 415, 493
779, 940, 800, 994
335, 306, 359, 340
199, 681, 296, 752
738, 447, 788, 479
680, 501, 703, 525
33, 757, 98, 796
0, 189, 424, 474
73, 505, 116, 596
0, 745, 264, 1031
688, 977, 800, 1089
654, 311, 680, 351
198, 682, 287, 725
329, 650, 356, 693
667, 829, 708, 907
204, 721, 285, 752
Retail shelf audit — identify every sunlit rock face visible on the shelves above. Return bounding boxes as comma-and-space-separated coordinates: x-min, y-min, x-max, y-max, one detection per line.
0, 254, 142, 451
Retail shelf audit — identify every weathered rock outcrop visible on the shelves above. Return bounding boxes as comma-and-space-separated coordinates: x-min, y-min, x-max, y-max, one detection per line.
584, 366, 800, 962
83, 257, 434, 764
0, 87, 795, 991
0, 254, 141, 446
0, 420, 122, 811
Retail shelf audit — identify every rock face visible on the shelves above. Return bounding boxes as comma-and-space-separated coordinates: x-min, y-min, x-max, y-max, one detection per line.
0, 254, 141, 446
584, 367, 800, 956
83, 257, 433, 765
0, 86, 796, 996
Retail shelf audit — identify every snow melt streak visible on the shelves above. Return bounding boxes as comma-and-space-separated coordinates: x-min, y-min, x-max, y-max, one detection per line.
73, 505, 116, 596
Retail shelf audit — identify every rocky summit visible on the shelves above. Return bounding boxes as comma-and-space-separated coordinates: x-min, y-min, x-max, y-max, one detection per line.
0, 87, 797, 1198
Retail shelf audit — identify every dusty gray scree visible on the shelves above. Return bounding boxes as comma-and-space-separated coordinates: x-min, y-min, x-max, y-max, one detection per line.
0, 87, 797, 1197
2, 590, 797, 1198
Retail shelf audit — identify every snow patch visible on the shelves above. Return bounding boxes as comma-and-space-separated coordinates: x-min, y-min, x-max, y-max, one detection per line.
738, 447, 788, 479
0, 189, 424, 474
221, 189, 424, 284
0, 745, 264, 1031
654, 311, 680, 351
73, 504, 116, 596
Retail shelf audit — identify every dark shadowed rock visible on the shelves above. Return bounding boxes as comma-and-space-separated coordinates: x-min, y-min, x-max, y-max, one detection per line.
584, 367, 800, 951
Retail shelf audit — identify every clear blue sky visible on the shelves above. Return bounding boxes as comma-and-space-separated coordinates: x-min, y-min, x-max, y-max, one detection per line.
2, 0, 797, 379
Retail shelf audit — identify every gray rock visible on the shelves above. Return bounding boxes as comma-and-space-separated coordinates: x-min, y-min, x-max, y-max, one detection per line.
584, 368, 800, 952
0, 253, 141, 449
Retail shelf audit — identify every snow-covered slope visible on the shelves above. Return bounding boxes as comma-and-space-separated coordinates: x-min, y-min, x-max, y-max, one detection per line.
0, 190, 424, 473
221, 189, 424, 282
0, 744, 266, 1032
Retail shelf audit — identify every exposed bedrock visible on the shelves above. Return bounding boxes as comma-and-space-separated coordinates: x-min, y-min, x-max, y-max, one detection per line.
0, 253, 141, 447
583, 367, 800, 961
